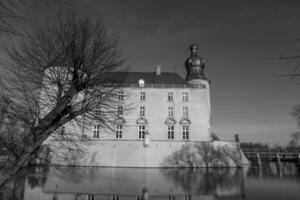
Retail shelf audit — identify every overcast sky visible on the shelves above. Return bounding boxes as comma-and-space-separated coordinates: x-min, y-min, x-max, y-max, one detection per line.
4, 0, 300, 145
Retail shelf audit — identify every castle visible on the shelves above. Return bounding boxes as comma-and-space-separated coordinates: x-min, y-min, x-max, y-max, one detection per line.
87, 44, 211, 143
44, 44, 246, 167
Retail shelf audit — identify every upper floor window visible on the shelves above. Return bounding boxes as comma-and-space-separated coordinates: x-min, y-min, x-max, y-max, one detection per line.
118, 91, 124, 100
140, 92, 146, 101
117, 106, 123, 116
140, 106, 145, 117
58, 126, 65, 135
93, 125, 100, 138
115, 124, 123, 139
183, 107, 189, 118
182, 125, 189, 140
95, 106, 101, 116
168, 125, 174, 140
168, 106, 174, 117
182, 92, 188, 102
138, 125, 145, 139
168, 92, 173, 102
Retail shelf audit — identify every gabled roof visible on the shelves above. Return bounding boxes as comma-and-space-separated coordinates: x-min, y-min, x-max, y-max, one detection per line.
108, 72, 192, 88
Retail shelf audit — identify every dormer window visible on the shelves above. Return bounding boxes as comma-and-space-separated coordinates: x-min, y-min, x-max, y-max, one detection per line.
168, 92, 173, 102
138, 79, 145, 87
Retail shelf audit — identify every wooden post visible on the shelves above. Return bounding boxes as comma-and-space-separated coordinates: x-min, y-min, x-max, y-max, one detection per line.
257, 153, 262, 167
276, 154, 281, 165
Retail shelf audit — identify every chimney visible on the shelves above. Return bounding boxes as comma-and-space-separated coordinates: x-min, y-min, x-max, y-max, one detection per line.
156, 64, 161, 76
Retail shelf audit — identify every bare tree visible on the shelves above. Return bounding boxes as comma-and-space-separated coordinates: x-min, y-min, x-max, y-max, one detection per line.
0, 11, 124, 187
289, 105, 300, 147
277, 52, 300, 147
0, 0, 64, 34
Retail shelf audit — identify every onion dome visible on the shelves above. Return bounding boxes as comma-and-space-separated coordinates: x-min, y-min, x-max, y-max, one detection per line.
185, 44, 206, 81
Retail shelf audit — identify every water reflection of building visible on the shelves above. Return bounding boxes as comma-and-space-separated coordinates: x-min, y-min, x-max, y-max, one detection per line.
22, 166, 245, 200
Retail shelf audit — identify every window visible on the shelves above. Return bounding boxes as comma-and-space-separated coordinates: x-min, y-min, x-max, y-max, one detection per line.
115, 125, 122, 139
140, 106, 145, 117
95, 106, 101, 116
183, 107, 188, 118
118, 91, 124, 100
58, 126, 65, 135
140, 92, 146, 101
168, 106, 174, 117
117, 106, 123, 116
168, 92, 173, 101
168, 125, 174, 139
183, 125, 189, 140
183, 92, 188, 102
138, 125, 145, 139
93, 125, 100, 138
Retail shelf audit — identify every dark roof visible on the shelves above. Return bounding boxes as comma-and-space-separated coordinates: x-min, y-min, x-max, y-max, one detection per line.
111, 72, 192, 88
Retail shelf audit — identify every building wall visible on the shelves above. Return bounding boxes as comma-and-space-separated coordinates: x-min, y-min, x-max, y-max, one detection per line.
86, 83, 211, 142
45, 140, 248, 167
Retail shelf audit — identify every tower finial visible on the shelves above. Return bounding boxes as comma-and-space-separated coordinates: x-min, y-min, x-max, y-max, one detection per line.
190, 44, 199, 55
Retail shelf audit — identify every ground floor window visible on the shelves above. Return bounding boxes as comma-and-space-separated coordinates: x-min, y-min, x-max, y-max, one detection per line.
168, 125, 174, 139
115, 124, 123, 139
138, 125, 145, 139
93, 125, 100, 138
182, 125, 189, 140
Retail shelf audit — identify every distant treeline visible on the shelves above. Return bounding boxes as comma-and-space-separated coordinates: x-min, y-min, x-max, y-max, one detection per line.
240, 142, 300, 152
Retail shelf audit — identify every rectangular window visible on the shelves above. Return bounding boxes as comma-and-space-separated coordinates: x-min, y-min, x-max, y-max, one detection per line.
138, 125, 145, 139
168, 92, 173, 102
183, 125, 189, 140
118, 91, 124, 100
183, 92, 188, 102
168, 106, 174, 117
168, 125, 174, 140
183, 107, 188, 118
117, 106, 123, 116
115, 125, 122, 139
58, 126, 65, 135
140, 106, 145, 117
140, 92, 146, 101
95, 106, 101, 116
93, 125, 100, 138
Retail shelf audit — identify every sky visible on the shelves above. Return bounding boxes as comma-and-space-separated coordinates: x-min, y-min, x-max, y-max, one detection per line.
3, 0, 300, 145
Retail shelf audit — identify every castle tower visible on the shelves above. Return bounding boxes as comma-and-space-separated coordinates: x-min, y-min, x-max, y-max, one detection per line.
185, 44, 211, 135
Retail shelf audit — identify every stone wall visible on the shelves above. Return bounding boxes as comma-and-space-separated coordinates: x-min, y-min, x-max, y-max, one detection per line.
44, 140, 249, 167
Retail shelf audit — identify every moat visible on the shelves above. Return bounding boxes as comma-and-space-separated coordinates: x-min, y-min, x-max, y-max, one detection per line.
1, 163, 300, 200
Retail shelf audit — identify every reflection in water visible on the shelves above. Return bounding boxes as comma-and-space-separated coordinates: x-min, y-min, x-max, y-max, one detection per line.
1, 162, 300, 200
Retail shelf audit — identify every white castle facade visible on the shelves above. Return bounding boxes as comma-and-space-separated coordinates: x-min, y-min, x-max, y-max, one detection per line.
86, 44, 210, 142
44, 44, 247, 167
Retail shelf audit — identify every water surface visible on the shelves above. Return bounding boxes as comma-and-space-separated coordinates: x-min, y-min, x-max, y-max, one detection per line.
1, 162, 300, 200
